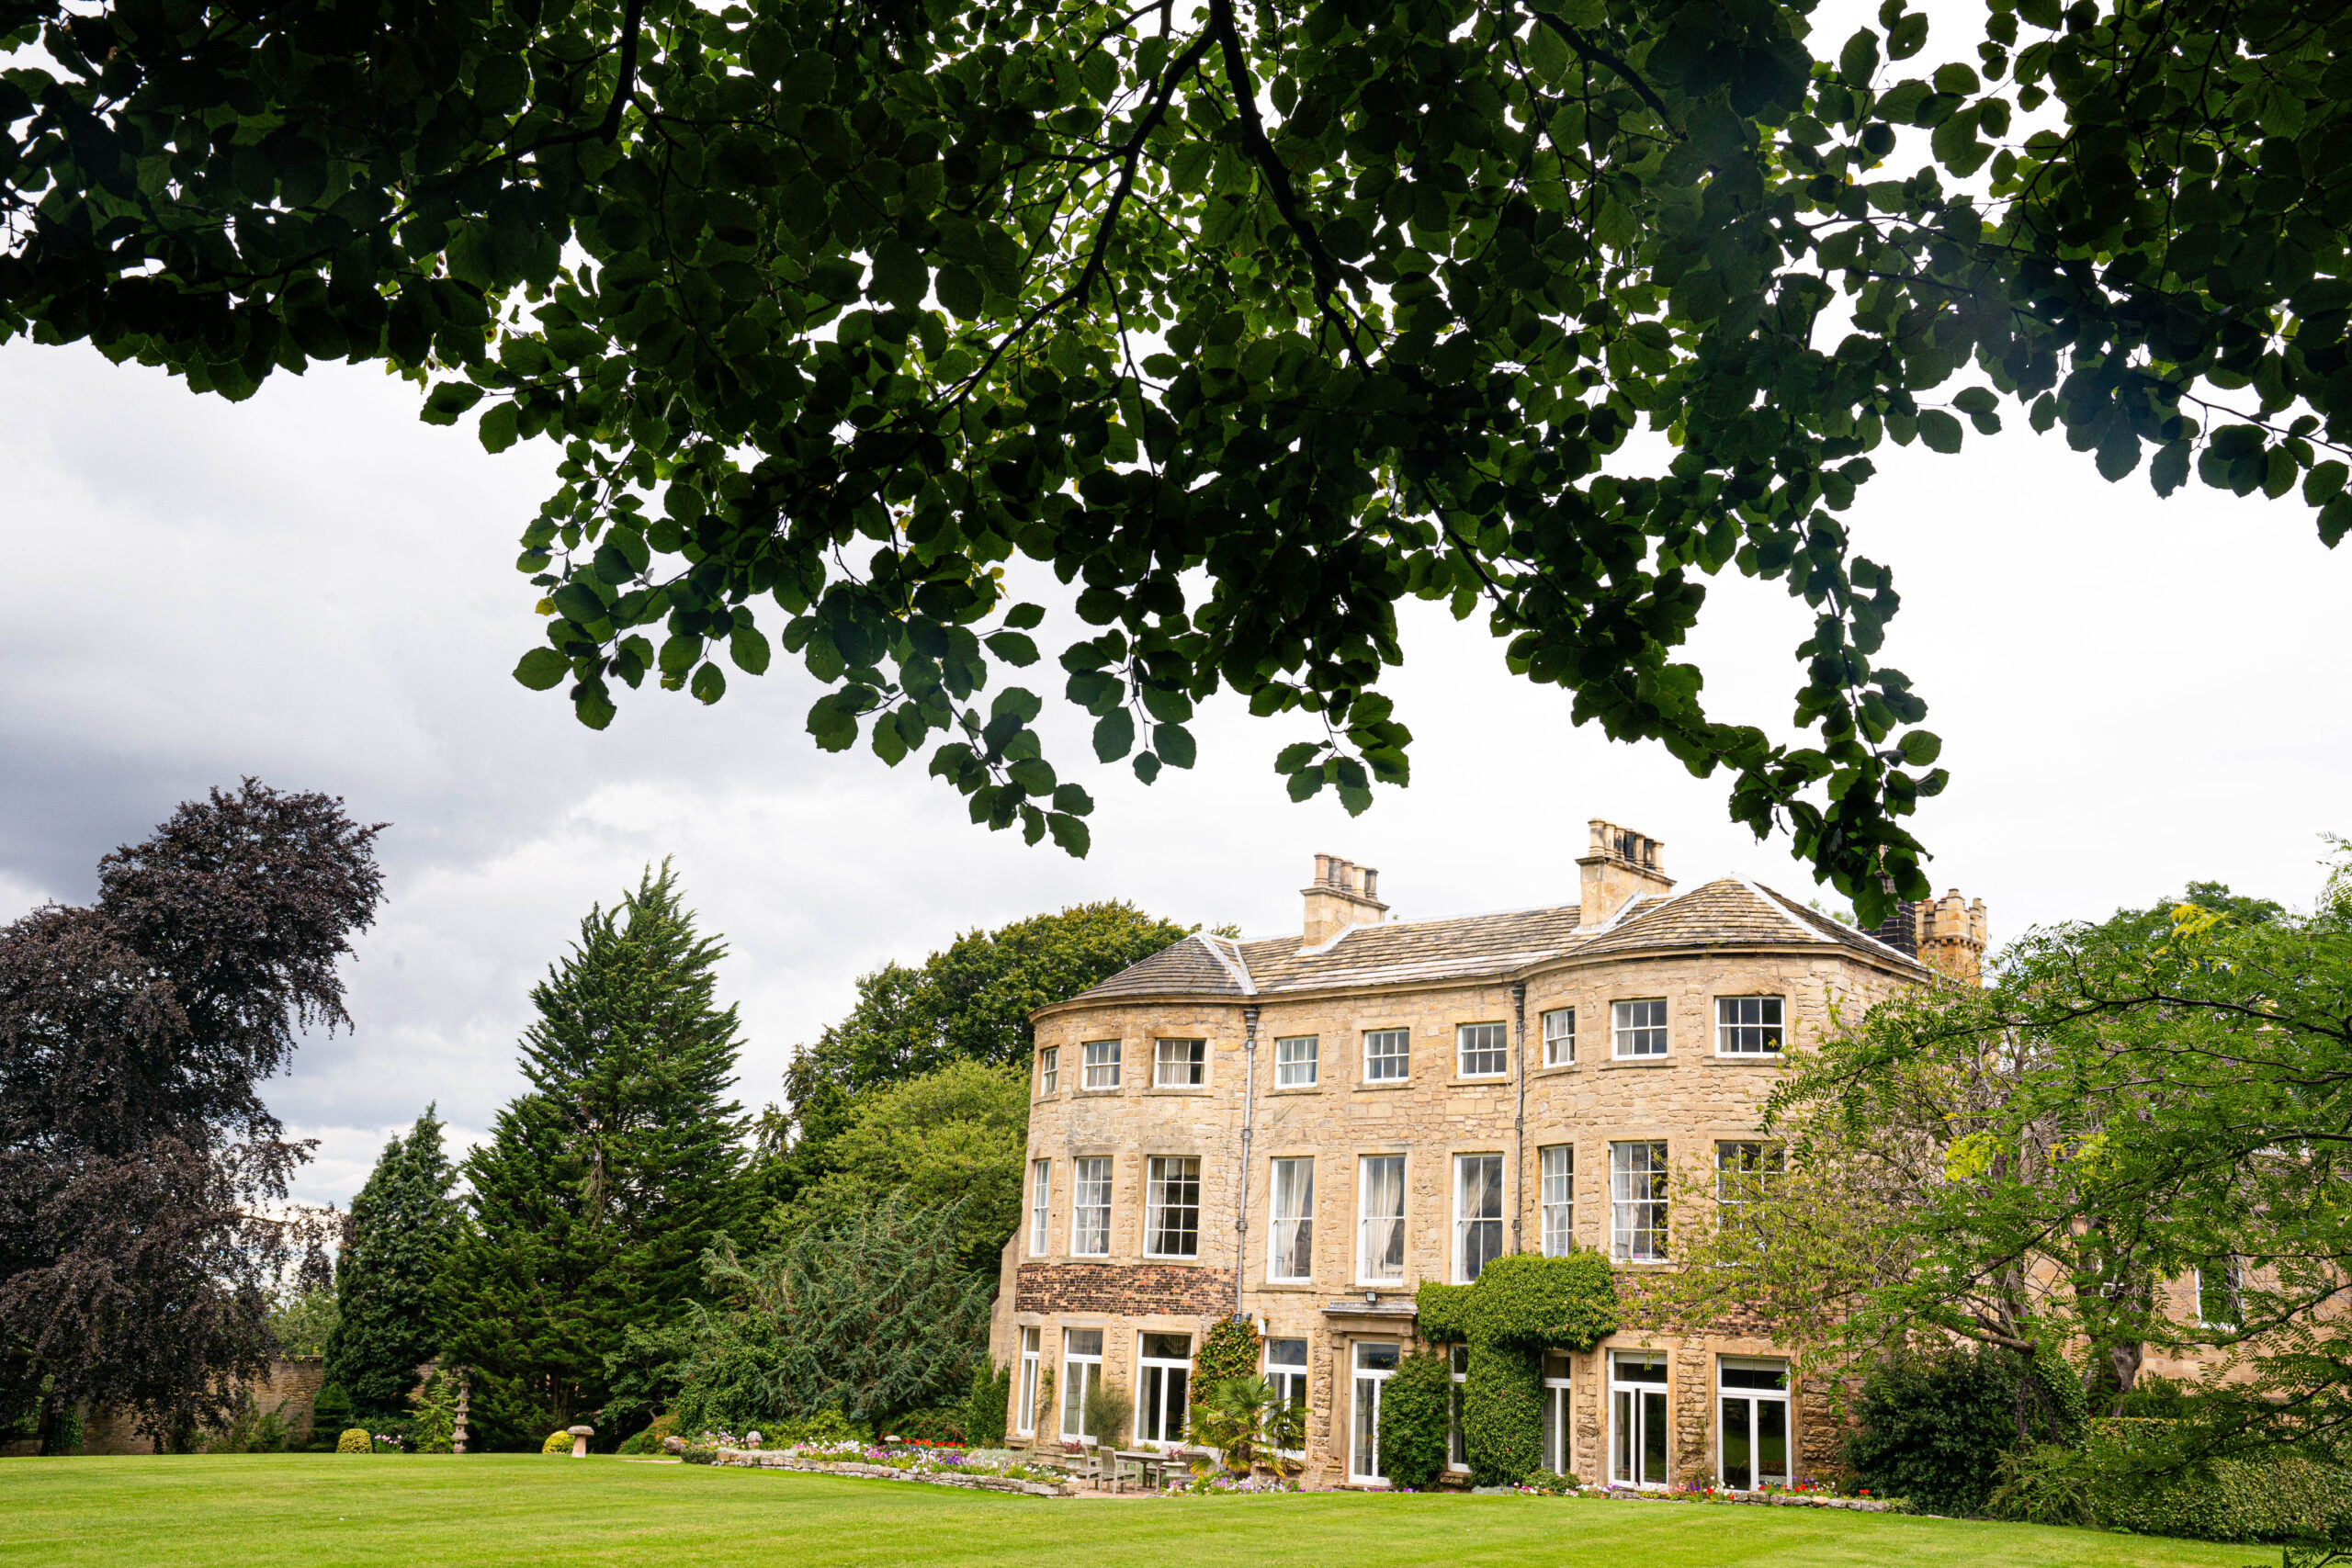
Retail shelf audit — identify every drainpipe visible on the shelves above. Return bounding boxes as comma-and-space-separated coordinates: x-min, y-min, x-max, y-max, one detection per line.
1511, 982, 1528, 1255
1236, 1004, 1261, 1315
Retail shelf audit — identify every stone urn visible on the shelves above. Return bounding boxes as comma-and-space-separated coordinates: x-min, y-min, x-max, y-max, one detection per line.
745, 1430, 763, 1451
567, 1425, 594, 1459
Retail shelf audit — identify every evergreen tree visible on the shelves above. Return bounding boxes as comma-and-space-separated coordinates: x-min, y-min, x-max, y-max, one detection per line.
442, 863, 751, 1446
323, 1108, 458, 1418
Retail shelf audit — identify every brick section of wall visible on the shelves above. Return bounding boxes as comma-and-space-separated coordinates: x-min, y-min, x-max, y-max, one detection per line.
1014, 1261, 1237, 1317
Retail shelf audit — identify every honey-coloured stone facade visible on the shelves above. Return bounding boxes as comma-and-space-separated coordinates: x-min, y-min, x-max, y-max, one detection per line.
990, 825, 1974, 1489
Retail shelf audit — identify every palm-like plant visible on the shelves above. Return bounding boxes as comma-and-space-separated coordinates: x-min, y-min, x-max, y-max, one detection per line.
1187, 1376, 1281, 1476
1260, 1383, 1307, 1476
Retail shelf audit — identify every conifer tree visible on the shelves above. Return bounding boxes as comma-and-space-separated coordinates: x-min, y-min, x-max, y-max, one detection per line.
442, 863, 751, 1445
323, 1108, 459, 1418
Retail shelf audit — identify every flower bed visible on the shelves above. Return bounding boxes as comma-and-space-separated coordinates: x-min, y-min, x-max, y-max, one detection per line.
707, 1441, 1072, 1497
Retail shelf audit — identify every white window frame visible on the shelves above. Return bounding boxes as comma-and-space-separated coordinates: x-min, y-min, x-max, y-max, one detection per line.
1350, 1341, 1398, 1483
1542, 1007, 1576, 1066
1357, 1154, 1406, 1284
1144, 1155, 1202, 1258
1036, 1045, 1058, 1095
1447, 1344, 1470, 1472
1153, 1037, 1205, 1087
1275, 1033, 1318, 1087
1540, 1144, 1575, 1256
1716, 1140, 1782, 1227
1016, 1326, 1041, 1436
1609, 1350, 1670, 1489
1717, 1356, 1792, 1491
1061, 1328, 1103, 1444
1453, 1153, 1505, 1283
1714, 995, 1786, 1056
2195, 1260, 2245, 1331
1269, 1156, 1315, 1282
1611, 998, 1668, 1058
1071, 1155, 1112, 1258
1456, 1021, 1508, 1077
1610, 1140, 1669, 1262
1363, 1027, 1410, 1082
1029, 1157, 1052, 1256
1542, 1355, 1573, 1476
1081, 1038, 1122, 1089
1265, 1338, 1309, 1455
1136, 1332, 1194, 1450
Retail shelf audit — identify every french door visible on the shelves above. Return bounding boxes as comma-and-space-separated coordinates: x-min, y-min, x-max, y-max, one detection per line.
1137, 1333, 1193, 1448
1719, 1359, 1791, 1490
1351, 1341, 1398, 1483
1610, 1351, 1668, 1488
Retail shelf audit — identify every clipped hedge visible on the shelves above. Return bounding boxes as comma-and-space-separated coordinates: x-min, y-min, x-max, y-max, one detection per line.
1377, 1351, 1453, 1490
1464, 1342, 1544, 1486
2086, 1420, 2352, 1543
335, 1427, 372, 1454
1416, 1251, 1618, 1487
541, 1428, 575, 1455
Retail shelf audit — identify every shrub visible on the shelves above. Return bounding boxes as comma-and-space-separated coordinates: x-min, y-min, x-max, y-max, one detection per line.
886, 1406, 967, 1444
681, 1444, 718, 1465
1522, 1469, 1580, 1495
1986, 1442, 2098, 1528
1846, 1346, 2025, 1516
775, 1407, 861, 1447
336, 1427, 373, 1454
617, 1414, 678, 1456
961, 1360, 1012, 1448
1083, 1381, 1132, 1450
1376, 1351, 1452, 1490
1194, 1316, 1261, 1388
2070, 1420, 2352, 1543
541, 1428, 575, 1455
411, 1371, 457, 1454
1464, 1342, 1544, 1486
309, 1383, 354, 1451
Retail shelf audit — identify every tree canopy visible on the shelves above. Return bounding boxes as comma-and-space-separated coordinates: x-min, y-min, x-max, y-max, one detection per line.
0, 781, 381, 1450
5, 0, 2347, 917
441, 863, 752, 1445
324, 1105, 460, 1418
1657, 859, 2352, 1459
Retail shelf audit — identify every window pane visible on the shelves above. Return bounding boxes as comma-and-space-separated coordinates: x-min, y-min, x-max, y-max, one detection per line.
1271, 1157, 1315, 1280
1146, 1156, 1201, 1257
1716, 996, 1785, 1055
1364, 1028, 1410, 1080
1457, 1021, 1508, 1077
1155, 1038, 1205, 1086
1456, 1154, 1504, 1281
1758, 1393, 1788, 1485
1610, 1143, 1668, 1261
1541, 1144, 1575, 1256
1612, 998, 1668, 1057
1030, 1158, 1050, 1254
1542, 1008, 1575, 1066
1275, 1034, 1318, 1087
1360, 1155, 1405, 1280
1073, 1156, 1112, 1256
1266, 1337, 1308, 1368
1038, 1046, 1057, 1094
1722, 1394, 1752, 1490
1082, 1039, 1121, 1089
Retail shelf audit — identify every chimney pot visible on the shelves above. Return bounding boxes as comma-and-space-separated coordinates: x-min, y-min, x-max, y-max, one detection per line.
1577, 818, 1675, 929
1302, 853, 1388, 945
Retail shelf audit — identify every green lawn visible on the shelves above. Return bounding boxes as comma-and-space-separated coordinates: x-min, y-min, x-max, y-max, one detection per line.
0, 1454, 2269, 1568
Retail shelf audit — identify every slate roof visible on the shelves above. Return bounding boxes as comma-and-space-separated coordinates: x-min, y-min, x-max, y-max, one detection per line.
1056, 877, 1926, 1009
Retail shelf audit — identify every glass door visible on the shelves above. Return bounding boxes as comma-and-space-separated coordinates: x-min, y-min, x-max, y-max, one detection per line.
1718, 1359, 1790, 1490
1609, 1351, 1668, 1488
1138, 1333, 1193, 1448
1061, 1328, 1102, 1442
1265, 1338, 1308, 1456
1542, 1353, 1572, 1475
1351, 1341, 1398, 1483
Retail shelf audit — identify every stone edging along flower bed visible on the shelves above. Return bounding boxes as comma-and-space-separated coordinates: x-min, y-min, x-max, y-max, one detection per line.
711, 1450, 1073, 1497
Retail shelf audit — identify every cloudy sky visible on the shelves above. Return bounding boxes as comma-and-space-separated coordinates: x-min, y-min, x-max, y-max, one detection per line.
2, 311, 2343, 1208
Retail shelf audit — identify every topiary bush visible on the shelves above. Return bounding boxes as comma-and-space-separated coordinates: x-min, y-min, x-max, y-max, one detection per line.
1464, 1342, 1544, 1486
617, 1413, 678, 1456
1194, 1315, 1261, 1389
335, 1427, 373, 1454
541, 1428, 575, 1455
1376, 1351, 1453, 1490
961, 1359, 1012, 1448
1846, 1347, 2024, 1516
1416, 1252, 1618, 1487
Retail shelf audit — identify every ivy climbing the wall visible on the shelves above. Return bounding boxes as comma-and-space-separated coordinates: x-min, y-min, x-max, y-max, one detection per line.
1418, 1253, 1620, 1486
1194, 1315, 1261, 1390
1377, 1351, 1454, 1490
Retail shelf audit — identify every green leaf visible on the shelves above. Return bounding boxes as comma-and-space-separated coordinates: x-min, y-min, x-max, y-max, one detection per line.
1154, 722, 1196, 769
1897, 729, 1942, 766
1838, 28, 1879, 84
1046, 811, 1091, 857
1916, 410, 1963, 454
935, 265, 983, 321
2150, 440, 2192, 497
1093, 708, 1136, 761
1886, 11, 1928, 58
983, 630, 1040, 666
990, 686, 1043, 725
423, 381, 485, 426
573, 682, 616, 731
690, 661, 727, 704
514, 648, 570, 691
1133, 751, 1162, 784
479, 400, 520, 453
1052, 783, 1094, 816
729, 623, 772, 675
1003, 602, 1046, 630
870, 237, 929, 311
2303, 460, 2348, 506
1274, 740, 1322, 773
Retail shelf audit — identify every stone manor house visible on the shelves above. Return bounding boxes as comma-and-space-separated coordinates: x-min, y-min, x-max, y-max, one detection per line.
988, 820, 1988, 1489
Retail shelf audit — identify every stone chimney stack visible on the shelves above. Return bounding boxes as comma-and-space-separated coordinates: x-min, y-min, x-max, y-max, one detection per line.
1577, 819, 1675, 929
1303, 853, 1387, 945
1916, 889, 1990, 986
